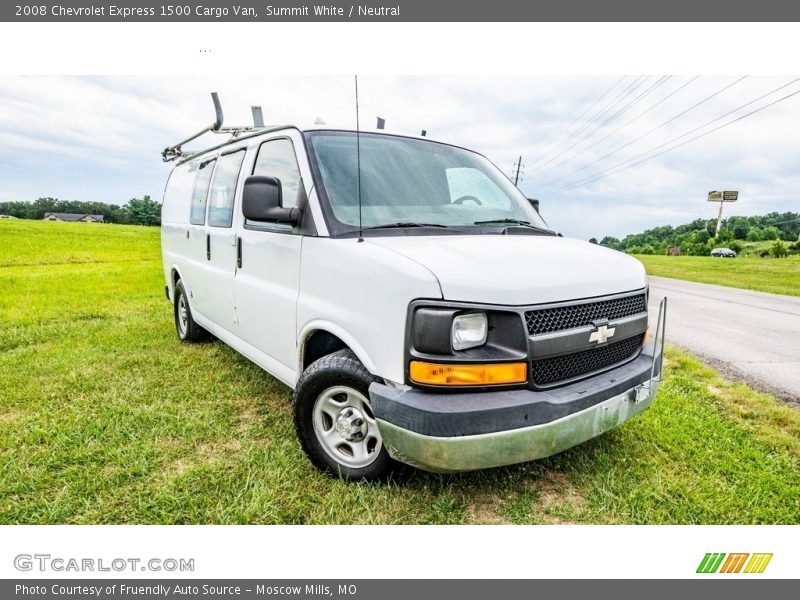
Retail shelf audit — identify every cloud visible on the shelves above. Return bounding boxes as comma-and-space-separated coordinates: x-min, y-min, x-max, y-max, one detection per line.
0, 75, 798, 239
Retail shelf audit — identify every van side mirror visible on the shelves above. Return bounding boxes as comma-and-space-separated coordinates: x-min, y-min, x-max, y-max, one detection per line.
242, 175, 300, 225
528, 198, 540, 213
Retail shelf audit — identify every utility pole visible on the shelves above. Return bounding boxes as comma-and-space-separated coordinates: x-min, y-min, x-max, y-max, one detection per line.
513, 156, 523, 186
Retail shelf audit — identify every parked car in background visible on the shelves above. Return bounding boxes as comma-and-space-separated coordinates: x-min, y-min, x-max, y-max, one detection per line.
710, 247, 736, 258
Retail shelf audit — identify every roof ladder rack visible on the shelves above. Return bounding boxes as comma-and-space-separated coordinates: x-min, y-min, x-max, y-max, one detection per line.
161, 93, 273, 162
161, 92, 224, 162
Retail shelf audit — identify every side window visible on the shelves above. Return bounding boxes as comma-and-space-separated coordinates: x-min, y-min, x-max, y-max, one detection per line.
208, 150, 246, 228
252, 138, 303, 209
189, 159, 215, 225
446, 167, 511, 210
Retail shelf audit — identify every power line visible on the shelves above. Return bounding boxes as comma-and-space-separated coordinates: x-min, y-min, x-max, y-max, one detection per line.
555, 82, 800, 193
540, 76, 700, 187
541, 75, 748, 191
527, 76, 647, 170
556, 77, 797, 192
531, 75, 672, 179
527, 75, 651, 174
523, 76, 627, 168
546, 76, 647, 150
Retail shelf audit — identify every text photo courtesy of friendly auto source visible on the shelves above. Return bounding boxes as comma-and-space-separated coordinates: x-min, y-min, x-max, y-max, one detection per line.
1, 75, 799, 525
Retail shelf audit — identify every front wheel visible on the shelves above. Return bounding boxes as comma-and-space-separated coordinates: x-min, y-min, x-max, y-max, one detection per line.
293, 349, 404, 482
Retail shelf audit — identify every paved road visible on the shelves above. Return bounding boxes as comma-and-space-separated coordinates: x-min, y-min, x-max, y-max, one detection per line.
647, 276, 800, 403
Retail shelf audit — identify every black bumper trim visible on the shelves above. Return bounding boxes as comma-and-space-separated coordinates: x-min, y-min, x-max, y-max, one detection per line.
370, 348, 656, 438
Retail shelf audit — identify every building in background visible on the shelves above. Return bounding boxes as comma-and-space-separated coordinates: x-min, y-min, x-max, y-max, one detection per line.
42, 212, 105, 223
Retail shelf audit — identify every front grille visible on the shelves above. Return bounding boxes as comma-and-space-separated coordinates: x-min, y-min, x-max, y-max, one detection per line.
530, 334, 644, 387
525, 293, 647, 336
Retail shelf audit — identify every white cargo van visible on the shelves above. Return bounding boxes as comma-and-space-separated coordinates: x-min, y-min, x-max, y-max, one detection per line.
160, 95, 666, 481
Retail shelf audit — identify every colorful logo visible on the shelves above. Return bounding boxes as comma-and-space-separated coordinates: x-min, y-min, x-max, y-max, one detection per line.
697, 553, 773, 574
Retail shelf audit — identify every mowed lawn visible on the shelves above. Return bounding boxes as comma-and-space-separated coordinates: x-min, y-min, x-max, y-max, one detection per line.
1, 220, 799, 524
636, 254, 800, 297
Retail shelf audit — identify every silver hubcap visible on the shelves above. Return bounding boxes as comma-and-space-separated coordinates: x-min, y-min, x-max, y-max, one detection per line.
177, 294, 188, 335
312, 386, 382, 469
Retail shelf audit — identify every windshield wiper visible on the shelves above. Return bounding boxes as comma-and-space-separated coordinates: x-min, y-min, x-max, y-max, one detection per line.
360, 222, 451, 231
472, 218, 556, 234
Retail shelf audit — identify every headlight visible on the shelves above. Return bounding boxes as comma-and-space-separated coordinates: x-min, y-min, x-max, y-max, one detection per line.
451, 312, 488, 351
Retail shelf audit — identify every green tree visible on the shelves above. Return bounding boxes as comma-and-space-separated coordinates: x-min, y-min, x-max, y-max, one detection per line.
599, 236, 622, 250
588, 237, 598, 244
746, 229, 761, 242
694, 229, 711, 244
761, 226, 780, 241
124, 195, 161, 226
733, 224, 749, 240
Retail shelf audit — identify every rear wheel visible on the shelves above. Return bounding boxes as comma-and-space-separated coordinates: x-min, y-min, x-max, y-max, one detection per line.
173, 279, 210, 343
293, 349, 404, 481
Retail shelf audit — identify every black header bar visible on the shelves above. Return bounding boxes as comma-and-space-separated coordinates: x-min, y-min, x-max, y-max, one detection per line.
5, 0, 800, 22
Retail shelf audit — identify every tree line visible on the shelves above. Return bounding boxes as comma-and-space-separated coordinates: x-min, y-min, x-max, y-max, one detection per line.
592, 212, 800, 256
0, 196, 161, 226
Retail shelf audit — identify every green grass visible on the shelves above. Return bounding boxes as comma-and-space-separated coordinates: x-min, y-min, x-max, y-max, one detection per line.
635, 254, 800, 297
2, 220, 799, 524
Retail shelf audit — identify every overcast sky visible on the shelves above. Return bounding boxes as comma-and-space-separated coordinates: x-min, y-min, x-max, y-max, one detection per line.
1, 75, 798, 240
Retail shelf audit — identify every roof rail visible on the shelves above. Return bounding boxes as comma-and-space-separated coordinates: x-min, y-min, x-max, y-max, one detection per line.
161, 93, 272, 162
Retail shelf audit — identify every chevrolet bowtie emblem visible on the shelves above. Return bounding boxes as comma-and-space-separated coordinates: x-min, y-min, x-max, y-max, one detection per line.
589, 324, 616, 344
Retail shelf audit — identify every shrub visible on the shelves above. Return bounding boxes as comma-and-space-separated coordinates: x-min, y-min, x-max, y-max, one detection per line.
771, 240, 788, 258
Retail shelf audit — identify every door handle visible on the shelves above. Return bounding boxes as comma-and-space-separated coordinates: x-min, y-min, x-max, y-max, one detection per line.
206, 233, 211, 260
236, 237, 242, 268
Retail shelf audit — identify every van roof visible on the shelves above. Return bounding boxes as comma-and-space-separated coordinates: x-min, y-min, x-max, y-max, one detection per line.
174, 126, 441, 165
163, 93, 439, 164
302, 124, 436, 142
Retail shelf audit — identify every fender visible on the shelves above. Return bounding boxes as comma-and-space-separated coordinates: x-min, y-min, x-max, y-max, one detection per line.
297, 320, 380, 379
168, 264, 188, 302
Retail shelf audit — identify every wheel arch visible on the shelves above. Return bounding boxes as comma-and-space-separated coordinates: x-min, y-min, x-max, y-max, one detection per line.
297, 321, 378, 376
168, 265, 186, 302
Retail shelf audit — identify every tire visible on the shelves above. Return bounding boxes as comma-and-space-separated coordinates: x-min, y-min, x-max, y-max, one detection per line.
173, 279, 210, 343
293, 349, 404, 482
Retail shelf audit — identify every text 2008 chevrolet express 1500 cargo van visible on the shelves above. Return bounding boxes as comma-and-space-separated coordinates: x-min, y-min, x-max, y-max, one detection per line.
160, 95, 667, 481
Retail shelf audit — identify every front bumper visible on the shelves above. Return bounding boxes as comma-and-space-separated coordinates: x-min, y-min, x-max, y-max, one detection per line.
370, 298, 667, 473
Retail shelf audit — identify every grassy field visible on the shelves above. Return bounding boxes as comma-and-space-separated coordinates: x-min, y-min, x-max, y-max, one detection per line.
1, 220, 799, 524
636, 254, 800, 297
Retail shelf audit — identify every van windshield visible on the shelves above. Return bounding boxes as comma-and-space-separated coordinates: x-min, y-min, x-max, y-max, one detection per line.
305, 131, 551, 236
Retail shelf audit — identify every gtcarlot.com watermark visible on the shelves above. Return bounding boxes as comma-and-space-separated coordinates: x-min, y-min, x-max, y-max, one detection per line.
14, 554, 195, 573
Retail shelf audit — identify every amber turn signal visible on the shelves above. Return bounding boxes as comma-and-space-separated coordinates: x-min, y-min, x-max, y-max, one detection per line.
409, 361, 528, 386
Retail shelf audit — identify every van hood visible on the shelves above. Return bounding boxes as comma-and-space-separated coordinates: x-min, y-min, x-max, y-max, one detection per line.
366, 234, 647, 305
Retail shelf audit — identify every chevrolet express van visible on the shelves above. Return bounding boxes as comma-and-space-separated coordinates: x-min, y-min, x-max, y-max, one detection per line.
161, 103, 666, 481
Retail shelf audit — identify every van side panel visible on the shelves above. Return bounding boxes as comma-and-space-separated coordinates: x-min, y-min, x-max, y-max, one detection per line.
160, 162, 195, 299
297, 238, 442, 385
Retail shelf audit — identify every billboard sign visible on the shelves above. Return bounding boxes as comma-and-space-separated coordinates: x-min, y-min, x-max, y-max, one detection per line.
708, 191, 738, 202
